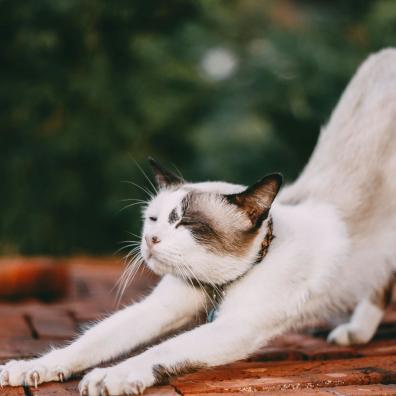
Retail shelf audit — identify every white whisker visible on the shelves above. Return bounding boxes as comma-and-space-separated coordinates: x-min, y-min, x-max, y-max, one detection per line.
122, 180, 154, 199
120, 198, 148, 204
114, 244, 140, 256
126, 231, 142, 239
119, 201, 148, 213
170, 163, 184, 180
132, 159, 158, 195
114, 249, 144, 307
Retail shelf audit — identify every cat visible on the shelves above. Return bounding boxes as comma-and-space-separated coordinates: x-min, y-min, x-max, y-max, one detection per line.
1, 48, 396, 396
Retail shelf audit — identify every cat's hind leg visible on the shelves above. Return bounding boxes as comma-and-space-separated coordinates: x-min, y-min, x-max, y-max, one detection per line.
327, 279, 393, 346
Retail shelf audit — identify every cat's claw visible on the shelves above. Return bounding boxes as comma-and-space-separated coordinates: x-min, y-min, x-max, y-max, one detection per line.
31, 371, 39, 388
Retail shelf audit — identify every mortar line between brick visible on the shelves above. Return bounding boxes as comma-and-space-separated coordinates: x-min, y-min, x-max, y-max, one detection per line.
23, 385, 32, 396
66, 309, 80, 333
23, 314, 39, 339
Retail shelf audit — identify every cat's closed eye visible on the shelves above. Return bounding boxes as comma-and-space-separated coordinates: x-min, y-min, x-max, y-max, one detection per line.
149, 216, 158, 222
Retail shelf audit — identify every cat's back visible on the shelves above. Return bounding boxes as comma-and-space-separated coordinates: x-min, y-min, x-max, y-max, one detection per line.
279, 48, 396, 232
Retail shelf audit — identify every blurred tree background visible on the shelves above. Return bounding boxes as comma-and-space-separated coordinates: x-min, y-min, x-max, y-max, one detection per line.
1, 0, 395, 255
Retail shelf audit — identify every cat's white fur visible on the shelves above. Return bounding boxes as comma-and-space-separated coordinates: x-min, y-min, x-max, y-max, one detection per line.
2, 48, 396, 395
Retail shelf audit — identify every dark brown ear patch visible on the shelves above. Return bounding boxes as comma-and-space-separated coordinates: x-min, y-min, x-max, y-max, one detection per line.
148, 157, 184, 188
225, 173, 282, 227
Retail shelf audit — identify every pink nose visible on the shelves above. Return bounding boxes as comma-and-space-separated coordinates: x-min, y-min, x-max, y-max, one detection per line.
145, 235, 160, 248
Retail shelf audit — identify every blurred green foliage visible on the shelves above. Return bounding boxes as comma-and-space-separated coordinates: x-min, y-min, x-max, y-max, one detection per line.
1, 0, 395, 255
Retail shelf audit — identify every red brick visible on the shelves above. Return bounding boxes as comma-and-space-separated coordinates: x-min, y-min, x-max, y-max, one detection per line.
356, 339, 396, 357
270, 333, 328, 349
171, 355, 396, 393
193, 391, 334, 396
71, 262, 158, 302
145, 385, 180, 395
196, 384, 396, 395
29, 381, 80, 395
0, 387, 25, 396
0, 315, 31, 338
0, 302, 66, 317
322, 384, 396, 395
24, 304, 67, 316
0, 338, 63, 360
248, 347, 305, 362
0, 304, 25, 316
29, 312, 76, 339
302, 345, 357, 360
28, 381, 178, 396
69, 302, 111, 324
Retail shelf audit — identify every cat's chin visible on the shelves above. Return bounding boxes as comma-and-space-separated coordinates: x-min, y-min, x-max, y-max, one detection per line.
145, 257, 176, 277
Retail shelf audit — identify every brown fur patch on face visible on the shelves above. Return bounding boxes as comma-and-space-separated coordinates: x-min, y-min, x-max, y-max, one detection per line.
177, 191, 259, 256
152, 360, 207, 385
168, 207, 180, 224
371, 276, 394, 309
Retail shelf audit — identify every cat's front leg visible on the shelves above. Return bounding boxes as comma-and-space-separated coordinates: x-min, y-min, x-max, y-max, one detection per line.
79, 314, 275, 395
0, 275, 206, 388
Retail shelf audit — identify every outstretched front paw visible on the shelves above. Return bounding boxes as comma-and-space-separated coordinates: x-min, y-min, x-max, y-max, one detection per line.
0, 358, 70, 387
79, 365, 155, 396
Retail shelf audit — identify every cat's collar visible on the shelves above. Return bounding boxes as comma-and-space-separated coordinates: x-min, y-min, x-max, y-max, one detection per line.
192, 215, 275, 322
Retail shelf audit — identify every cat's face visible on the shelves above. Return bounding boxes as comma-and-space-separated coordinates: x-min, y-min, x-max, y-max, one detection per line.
140, 158, 282, 285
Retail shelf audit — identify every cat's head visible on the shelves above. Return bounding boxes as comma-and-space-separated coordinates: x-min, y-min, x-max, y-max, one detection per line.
140, 158, 282, 285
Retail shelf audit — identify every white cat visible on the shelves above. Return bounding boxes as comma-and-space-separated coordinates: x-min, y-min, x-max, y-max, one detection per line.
1, 48, 396, 396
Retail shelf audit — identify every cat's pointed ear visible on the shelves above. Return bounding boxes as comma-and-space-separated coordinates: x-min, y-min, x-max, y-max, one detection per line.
148, 157, 184, 189
225, 173, 283, 228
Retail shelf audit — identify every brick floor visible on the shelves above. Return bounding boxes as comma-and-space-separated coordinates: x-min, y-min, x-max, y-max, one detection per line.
1, 257, 396, 395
